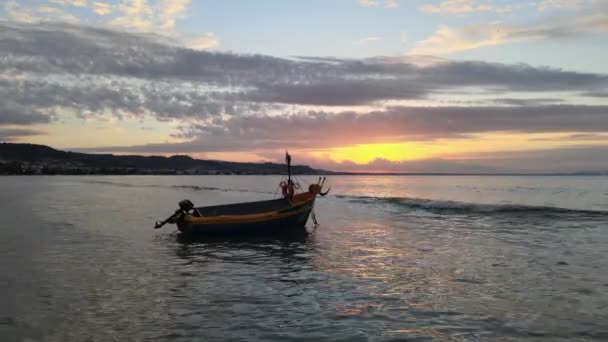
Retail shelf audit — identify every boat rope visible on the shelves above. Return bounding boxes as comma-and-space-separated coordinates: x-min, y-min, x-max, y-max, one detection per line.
273, 182, 281, 198
274, 175, 287, 198
311, 206, 319, 228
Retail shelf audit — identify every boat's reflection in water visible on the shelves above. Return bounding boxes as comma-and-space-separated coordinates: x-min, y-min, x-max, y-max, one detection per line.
175, 226, 313, 244
172, 226, 319, 273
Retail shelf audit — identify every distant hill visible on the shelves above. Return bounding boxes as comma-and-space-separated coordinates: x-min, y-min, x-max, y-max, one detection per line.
0, 143, 333, 175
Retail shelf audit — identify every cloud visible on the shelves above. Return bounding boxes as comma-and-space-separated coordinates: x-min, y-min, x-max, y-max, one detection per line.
0, 100, 52, 125
458, 145, 608, 172
0, 76, 243, 122
491, 98, 564, 106
412, 8, 608, 54
77, 104, 608, 154
537, 0, 585, 11
187, 33, 219, 50
419, 0, 590, 15
2, 0, 213, 46
0, 21, 607, 165
420, 0, 516, 14
158, 0, 191, 30
360, 0, 379, 7
411, 24, 507, 55
0, 128, 46, 142
359, 0, 399, 9
50, 0, 88, 7
109, 0, 155, 31
2, 21, 605, 119
98, 0, 192, 33
247, 79, 428, 106
582, 91, 608, 98
412, 60, 608, 92
2, 21, 606, 94
4, 2, 80, 23
529, 133, 608, 141
93, 2, 113, 15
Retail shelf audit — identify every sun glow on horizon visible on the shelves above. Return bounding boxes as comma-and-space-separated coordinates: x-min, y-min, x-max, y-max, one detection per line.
306, 132, 608, 165
310, 143, 430, 164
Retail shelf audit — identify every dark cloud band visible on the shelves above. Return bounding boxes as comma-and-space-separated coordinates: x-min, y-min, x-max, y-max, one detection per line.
1, 20, 608, 114
76, 104, 608, 153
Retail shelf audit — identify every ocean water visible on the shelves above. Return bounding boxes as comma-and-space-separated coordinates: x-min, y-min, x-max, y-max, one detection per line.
1, 175, 607, 341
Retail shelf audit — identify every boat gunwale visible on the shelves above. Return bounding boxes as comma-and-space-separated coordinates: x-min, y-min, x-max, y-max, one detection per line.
182, 195, 315, 226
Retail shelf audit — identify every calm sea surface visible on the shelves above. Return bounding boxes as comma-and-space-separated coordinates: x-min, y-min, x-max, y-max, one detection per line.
1, 175, 607, 341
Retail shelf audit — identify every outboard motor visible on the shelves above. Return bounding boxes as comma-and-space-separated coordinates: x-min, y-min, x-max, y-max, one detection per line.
179, 199, 194, 213
154, 199, 194, 229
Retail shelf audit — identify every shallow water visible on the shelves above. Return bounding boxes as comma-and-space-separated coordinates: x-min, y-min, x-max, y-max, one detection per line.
1, 175, 607, 341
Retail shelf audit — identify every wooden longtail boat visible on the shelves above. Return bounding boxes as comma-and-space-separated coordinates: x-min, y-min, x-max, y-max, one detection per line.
154, 152, 330, 236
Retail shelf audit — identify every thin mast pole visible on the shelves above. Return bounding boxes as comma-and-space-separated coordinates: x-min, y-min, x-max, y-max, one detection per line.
285, 151, 292, 183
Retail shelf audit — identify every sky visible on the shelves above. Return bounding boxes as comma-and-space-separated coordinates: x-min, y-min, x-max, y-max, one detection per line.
0, 0, 607, 173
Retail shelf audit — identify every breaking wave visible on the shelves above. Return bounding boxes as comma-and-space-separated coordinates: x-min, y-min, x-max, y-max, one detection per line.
334, 195, 608, 218
85, 179, 606, 218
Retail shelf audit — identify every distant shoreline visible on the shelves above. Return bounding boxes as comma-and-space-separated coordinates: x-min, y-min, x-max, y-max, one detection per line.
1, 143, 607, 177
1, 172, 606, 177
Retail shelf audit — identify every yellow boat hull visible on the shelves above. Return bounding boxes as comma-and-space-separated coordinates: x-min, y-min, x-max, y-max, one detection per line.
176, 191, 317, 236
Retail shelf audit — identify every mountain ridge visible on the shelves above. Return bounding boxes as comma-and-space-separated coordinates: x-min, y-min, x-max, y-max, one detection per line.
0, 143, 333, 175
1, 143, 607, 176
